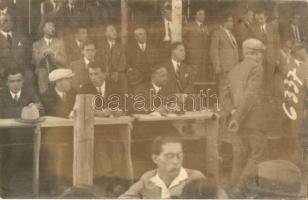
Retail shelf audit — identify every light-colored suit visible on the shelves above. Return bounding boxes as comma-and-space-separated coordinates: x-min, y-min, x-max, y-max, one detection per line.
210, 27, 239, 75
32, 37, 67, 94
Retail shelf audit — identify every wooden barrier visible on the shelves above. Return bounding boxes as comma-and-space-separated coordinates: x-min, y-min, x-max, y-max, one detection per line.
73, 95, 95, 186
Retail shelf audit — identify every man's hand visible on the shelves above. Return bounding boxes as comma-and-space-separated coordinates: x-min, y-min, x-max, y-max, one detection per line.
227, 119, 239, 132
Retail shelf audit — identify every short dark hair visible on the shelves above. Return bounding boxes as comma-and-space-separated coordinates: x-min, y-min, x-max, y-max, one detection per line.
151, 65, 167, 75
88, 61, 106, 73
194, 9, 205, 16
43, 20, 55, 28
221, 12, 233, 23
74, 25, 88, 34
170, 42, 184, 52
182, 178, 219, 199
4, 67, 24, 80
60, 185, 99, 199
82, 40, 95, 49
152, 136, 182, 155
255, 8, 267, 16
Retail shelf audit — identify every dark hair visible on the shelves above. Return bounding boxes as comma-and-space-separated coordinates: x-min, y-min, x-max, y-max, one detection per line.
221, 12, 233, 23
4, 67, 24, 80
88, 61, 106, 73
59, 185, 99, 199
151, 65, 167, 75
104, 24, 117, 32
194, 9, 205, 16
170, 42, 184, 52
43, 20, 55, 28
255, 8, 267, 16
74, 25, 88, 34
152, 136, 182, 155
82, 40, 96, 49
181, 178, 219, 199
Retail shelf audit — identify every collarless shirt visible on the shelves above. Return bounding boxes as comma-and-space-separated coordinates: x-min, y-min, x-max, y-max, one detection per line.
150, 168, 188, 199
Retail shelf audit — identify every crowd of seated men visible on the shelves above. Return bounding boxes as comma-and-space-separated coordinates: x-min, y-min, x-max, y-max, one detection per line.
0, 0, 307, 198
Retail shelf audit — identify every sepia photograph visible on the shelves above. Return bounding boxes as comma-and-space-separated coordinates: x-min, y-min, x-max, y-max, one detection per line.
0, 0, 307, 199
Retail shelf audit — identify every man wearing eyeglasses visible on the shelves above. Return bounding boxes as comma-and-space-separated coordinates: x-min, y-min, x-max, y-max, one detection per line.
119, 136, 205, 199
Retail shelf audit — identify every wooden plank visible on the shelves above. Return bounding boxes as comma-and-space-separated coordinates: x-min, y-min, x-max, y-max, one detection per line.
133, 111, 216, 122
119, 124, 134, 182
32, 125, 41, 197
171, 0, 182, 43
73, 95, 95, 186
121, 0, 128, 45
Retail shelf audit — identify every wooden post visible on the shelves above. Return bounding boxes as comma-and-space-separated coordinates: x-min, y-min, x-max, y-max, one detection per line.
33, 125, 41, 197
171, 0, 182, 43
73, 95, 95, 186
121, 0, 128, 45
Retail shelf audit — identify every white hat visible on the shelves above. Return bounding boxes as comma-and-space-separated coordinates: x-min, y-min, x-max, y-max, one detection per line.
49, 68, 75, 82
243, 38, 266, 52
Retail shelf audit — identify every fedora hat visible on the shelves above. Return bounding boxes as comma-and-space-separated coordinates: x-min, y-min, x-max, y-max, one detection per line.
247, 160, 307, 198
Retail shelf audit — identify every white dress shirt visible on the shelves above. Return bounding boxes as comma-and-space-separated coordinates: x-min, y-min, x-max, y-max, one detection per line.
55, 88, 65, 99
171, 59, 181, 74
10, 90, 21, 101
84, 57, 91, 68
152, 82, 161, 94
0, 30, 12, 40
138, 42, 146, 51
44, 37, 53, 46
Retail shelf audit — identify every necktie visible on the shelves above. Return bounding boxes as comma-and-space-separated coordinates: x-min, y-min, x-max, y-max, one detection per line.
295, 26, 301, 42
62, 92, 67, 102
199, 24, 204, 33
175, 63, 181, 77
6, 33, 12, 47
97, 87, 102, 96
13, 94, 18, 104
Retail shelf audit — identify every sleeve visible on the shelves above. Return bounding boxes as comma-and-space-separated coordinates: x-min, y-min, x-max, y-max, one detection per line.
233, 65, 264, 124
32, 42, 45, 69
54, 40, 67, 67
118, 177, 145, 199
220, 74, 235, 114
210, 30, 221, 74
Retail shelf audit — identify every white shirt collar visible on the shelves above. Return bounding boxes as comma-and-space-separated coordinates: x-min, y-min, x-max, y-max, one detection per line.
171, 59, 180, 72
196, 21, 202, 27
44, 37, 52, 45
138, 42, 146, 50
10, 90, 21, 100
84, 57, 91, 66
0, 7, 8, 14
108, 40, 115, 48
150, 167, 188, 199
294, 59, 303, 67
55, 88, 64, 98
152, 82, 161, 94
76, 39, 82, 48
0, 30, 12, 38
96, 81, 106, 96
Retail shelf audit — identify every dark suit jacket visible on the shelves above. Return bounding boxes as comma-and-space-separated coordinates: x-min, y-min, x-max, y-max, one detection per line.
252, 22, 280, 75
64, 37, 83, 63
62, 3, 89, 33
183, 21, 210, 67
41, 87, 76, 118
235, 20, 255, 47
221, 58, 265, 130
158, 60, 195, 94
282, 24, 305, 43
86, 1, 110, 27
0, 87, 42, 118
78, 80, 122, 109
127, 41, 157, 83
132, 82, 169, 114
38, 0, 65, 33
0, 32, 31, 72
98, 40, 126, 73
69, 58, 91, 90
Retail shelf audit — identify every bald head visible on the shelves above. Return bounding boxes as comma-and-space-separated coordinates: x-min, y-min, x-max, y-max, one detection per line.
0, 14, 13, 32
134, 28, 147, 44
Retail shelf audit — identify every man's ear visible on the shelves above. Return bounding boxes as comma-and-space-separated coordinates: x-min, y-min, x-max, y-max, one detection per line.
152, 154, 158, 164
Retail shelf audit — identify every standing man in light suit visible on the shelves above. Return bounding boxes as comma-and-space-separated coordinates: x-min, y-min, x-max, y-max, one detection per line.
210, 13, 239, 97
